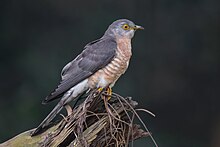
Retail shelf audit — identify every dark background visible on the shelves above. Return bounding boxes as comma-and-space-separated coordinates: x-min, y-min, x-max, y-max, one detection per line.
1, 0, 220, 146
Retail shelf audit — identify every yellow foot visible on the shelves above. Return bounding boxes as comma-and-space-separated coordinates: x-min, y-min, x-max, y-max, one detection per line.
97, 87, 112, 100
106, 87, 112, 100
97, 87, 104, 92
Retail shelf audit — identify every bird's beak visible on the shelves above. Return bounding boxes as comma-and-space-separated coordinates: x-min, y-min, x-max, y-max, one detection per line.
133, 25, 144, 30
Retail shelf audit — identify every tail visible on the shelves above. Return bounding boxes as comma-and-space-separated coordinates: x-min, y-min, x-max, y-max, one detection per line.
31, 102, 64, 136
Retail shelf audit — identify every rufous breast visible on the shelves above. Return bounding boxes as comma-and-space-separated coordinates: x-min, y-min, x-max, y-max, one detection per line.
88, 37, 132, 88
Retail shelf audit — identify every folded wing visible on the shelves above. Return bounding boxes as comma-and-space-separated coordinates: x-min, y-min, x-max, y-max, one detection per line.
43, 37, 117, 103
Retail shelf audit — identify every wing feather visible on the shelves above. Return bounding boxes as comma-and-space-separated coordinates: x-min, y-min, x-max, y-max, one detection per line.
43, 37, 116, 103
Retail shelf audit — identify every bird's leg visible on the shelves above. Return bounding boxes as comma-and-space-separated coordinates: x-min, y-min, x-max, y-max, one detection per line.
64, 104, 73, 116
96, 87, 112, 100
97, 87, 104, 93
106, 87, 112, 100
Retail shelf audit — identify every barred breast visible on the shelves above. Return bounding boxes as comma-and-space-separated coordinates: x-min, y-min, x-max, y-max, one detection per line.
88, 38, 132, 88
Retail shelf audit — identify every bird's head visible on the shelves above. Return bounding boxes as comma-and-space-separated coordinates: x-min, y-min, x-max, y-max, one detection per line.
104, 19, 144, 39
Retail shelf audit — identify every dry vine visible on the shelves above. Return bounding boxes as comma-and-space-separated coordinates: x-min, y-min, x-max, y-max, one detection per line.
0, 89, 157, 147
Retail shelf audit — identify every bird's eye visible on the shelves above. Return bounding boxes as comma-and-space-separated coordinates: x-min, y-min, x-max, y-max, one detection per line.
122, 24, 130, 30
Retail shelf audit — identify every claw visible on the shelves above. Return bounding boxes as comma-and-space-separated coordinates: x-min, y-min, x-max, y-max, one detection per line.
106, 87, 112, 100
97, 87, 103, 92
96, 87, 112, 100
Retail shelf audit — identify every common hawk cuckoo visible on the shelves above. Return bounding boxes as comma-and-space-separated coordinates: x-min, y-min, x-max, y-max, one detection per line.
32, 19, 143, 136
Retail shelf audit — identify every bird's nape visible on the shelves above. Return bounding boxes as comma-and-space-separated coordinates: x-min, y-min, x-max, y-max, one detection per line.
32, 19, 143, 135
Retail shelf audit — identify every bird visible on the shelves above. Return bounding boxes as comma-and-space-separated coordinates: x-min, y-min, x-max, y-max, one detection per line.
31, 19, 144, 136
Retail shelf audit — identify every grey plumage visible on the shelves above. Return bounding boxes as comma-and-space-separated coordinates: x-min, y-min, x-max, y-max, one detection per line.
43, 37, 117, 103
31, 19, 143, 136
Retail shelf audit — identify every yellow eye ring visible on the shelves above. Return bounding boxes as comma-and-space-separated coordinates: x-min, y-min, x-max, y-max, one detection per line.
122, 24, 130, 30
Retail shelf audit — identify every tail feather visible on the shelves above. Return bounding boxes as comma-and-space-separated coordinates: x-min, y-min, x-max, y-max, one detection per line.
31, 103, 64, 136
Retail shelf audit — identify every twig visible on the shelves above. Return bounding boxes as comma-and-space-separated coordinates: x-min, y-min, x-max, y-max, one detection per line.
0, 89, 155, 147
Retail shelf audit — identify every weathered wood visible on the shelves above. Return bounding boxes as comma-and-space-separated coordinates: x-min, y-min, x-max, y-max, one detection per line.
0, 90, 150, 147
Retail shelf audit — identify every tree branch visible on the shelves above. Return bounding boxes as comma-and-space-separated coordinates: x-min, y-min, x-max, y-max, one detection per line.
0, 90, 152, 147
